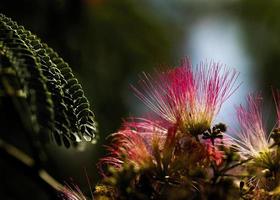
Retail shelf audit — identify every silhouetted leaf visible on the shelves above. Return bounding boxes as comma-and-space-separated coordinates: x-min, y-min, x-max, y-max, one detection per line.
0, 13, 98, 148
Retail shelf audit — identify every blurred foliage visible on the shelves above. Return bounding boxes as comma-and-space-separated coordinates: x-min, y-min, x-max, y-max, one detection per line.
239, 0, 280, 92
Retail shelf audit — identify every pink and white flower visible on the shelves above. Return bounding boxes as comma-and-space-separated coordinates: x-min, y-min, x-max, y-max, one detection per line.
98, 118, 167, 174
227, 94, 271, 159
132, 59, 240, 135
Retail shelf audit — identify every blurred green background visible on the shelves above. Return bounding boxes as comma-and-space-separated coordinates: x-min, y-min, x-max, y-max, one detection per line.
1, 0, 280, 199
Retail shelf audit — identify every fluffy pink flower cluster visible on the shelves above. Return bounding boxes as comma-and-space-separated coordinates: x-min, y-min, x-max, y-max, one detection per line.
99, 59, 240, 173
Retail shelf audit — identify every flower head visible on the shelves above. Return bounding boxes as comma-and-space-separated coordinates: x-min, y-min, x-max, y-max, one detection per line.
98, 118, 167, 175
133, 59, 239, 136
227, 94, 270, 159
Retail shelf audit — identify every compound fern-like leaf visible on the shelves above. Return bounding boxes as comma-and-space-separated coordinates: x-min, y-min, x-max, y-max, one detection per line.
0, 13, 97, 148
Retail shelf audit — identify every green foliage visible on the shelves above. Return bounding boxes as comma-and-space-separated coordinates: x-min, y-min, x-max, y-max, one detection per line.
0, 13, 97, 148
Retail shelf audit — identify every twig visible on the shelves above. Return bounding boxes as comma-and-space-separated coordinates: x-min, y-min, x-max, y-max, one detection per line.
0, 138, 63, 191
221, 158, 252, 174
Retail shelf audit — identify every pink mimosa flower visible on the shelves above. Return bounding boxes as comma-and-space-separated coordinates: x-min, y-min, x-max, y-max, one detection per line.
98, 118, 167, 175
102, 130, 152, 168
132, 59, 240, 135
227, 94, 270, 159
